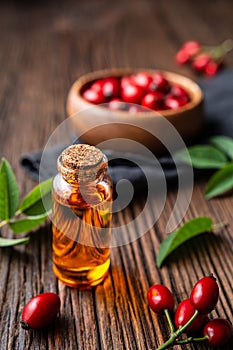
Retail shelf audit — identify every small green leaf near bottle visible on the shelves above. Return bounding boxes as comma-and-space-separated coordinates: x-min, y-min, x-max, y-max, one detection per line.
175, 135, 233, 199
0, 158, 52, 247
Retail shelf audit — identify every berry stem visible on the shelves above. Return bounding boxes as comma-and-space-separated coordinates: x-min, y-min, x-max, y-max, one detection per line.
203, 39, 233, 60
174, 335, 209, 345
0, 210, 24, 231
212, 221, 228, 230
0, 219, 8, 229
164, 309, 175, 334
157, 310, 199, 350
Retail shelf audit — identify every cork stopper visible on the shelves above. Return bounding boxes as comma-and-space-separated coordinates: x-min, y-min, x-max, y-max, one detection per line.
57, 144, 107, 183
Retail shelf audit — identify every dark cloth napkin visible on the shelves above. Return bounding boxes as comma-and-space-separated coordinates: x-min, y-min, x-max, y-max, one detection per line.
20, 69, 233, 188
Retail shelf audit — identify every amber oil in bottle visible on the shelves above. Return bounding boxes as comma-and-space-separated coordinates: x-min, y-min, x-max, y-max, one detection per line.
52, 144, 112, 288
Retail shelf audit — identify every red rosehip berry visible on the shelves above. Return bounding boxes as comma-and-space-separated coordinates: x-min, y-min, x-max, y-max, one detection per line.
147, 284, 175, 314
21, 292, 61, 330
204, 60, 221, 76
102, 77, 120, 98
131, 72, 153, 90
91, 79, 105, 92
120, 75, 132, 88
150, 73, 170, 93
203, 318, 233, 347
174, 298, 208, 335
141, 91, 164, 110
190, 276, 219, 314
121, 84, 144, 104
170, 84, 189, 100
175, 49, 191, 65
92, 77, 120, 99
164, 95, 186, 110
192, 53, 211, 72
182, 40, 201, 56
108, 98, 127, 111
82, 88, 106, 104
128, 105, 143, 113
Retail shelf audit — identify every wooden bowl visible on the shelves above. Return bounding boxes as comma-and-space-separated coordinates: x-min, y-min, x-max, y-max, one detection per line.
66, 68, 203, 155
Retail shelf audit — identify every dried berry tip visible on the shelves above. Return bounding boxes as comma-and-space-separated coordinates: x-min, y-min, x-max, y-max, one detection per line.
208, 273, 216, 281
20, 320, 30, 330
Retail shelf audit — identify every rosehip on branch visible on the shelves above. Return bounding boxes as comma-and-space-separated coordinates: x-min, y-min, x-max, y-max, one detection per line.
175, 49, 191, 65
147, 284, 175, 314
192, 53, 211, 72
175, 40, 201, 65
190, 276, 219, 314
174, 298, 208, 335
182, 40, 201, 56
204, 60, 221, 76
203, 318, 233, 347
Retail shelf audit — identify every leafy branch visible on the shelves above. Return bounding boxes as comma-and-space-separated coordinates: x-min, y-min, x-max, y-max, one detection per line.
175, 135, 233, 199
0, 158, 52, 247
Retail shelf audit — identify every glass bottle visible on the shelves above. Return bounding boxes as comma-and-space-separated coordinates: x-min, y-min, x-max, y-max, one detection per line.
52, 144, 112, 288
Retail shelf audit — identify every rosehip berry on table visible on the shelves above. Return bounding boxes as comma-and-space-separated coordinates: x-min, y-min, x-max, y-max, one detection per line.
190, 276, 219, 314
82, 88, 106, 104
147, 284, 175, 314
21, 292, 61, 330
132, 72, 153, 90
141, 91, 164, 110
203, 318, 233, 347
121, 83, 144, 104
174, 298, 208, 335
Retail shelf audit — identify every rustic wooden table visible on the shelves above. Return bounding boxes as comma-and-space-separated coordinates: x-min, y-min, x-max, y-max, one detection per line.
0, 0, 232, 349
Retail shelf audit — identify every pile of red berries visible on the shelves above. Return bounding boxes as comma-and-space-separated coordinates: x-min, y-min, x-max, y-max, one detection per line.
175, 39, 233, 76
81, 72, 190, 112
147, 276, 232, 349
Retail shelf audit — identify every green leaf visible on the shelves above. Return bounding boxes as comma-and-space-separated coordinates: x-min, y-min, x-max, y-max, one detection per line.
0, 158, 19, 220
0, 236, 30, 247
209, 136, 233, 160
19, 178, 53, 216
9, 213, 48, 233
175, 145, 228, 169
205, 162, 233, 199
157, 217, 213, 267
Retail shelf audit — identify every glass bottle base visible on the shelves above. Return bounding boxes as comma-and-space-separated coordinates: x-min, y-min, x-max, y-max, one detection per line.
53, 258, 110, 288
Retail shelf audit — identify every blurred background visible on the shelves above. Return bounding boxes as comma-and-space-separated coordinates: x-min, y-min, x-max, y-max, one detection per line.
1, 0, 232, 163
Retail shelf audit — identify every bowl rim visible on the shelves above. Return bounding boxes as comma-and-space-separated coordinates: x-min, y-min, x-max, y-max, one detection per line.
68, 68, 203, 119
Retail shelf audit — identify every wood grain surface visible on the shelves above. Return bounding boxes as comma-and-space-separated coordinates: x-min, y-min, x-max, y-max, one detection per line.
0, 0, 232, 349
